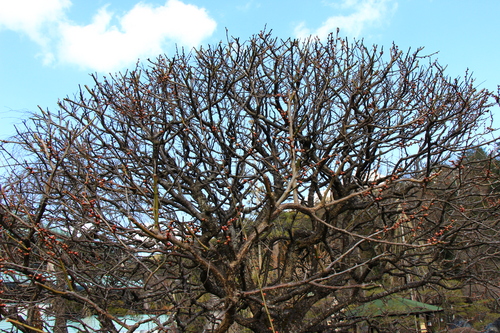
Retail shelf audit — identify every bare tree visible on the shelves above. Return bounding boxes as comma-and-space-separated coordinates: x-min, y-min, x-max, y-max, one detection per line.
1, 32, 499, 333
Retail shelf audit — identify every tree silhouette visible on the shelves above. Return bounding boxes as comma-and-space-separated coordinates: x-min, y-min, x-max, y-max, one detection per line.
1, 32, 499, 332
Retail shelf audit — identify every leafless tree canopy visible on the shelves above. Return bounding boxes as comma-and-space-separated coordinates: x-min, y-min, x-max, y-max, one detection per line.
1, 32, 499, 332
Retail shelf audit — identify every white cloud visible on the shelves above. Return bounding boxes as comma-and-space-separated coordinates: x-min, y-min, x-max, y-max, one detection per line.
0, 0, 70, 40
0, 0, 70, 49
0, 0, 216, 72
295, 0, 397, 39
58, 0, 217, 72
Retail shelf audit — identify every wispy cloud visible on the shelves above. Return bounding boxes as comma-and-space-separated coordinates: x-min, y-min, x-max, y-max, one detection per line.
237, 1, 261, 11
0, 0, 70, 62
0, 0, 216, 72
295, 0, 397, 39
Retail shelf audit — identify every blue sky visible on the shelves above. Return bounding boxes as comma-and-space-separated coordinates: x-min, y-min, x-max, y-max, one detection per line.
0, 0, 499, 139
